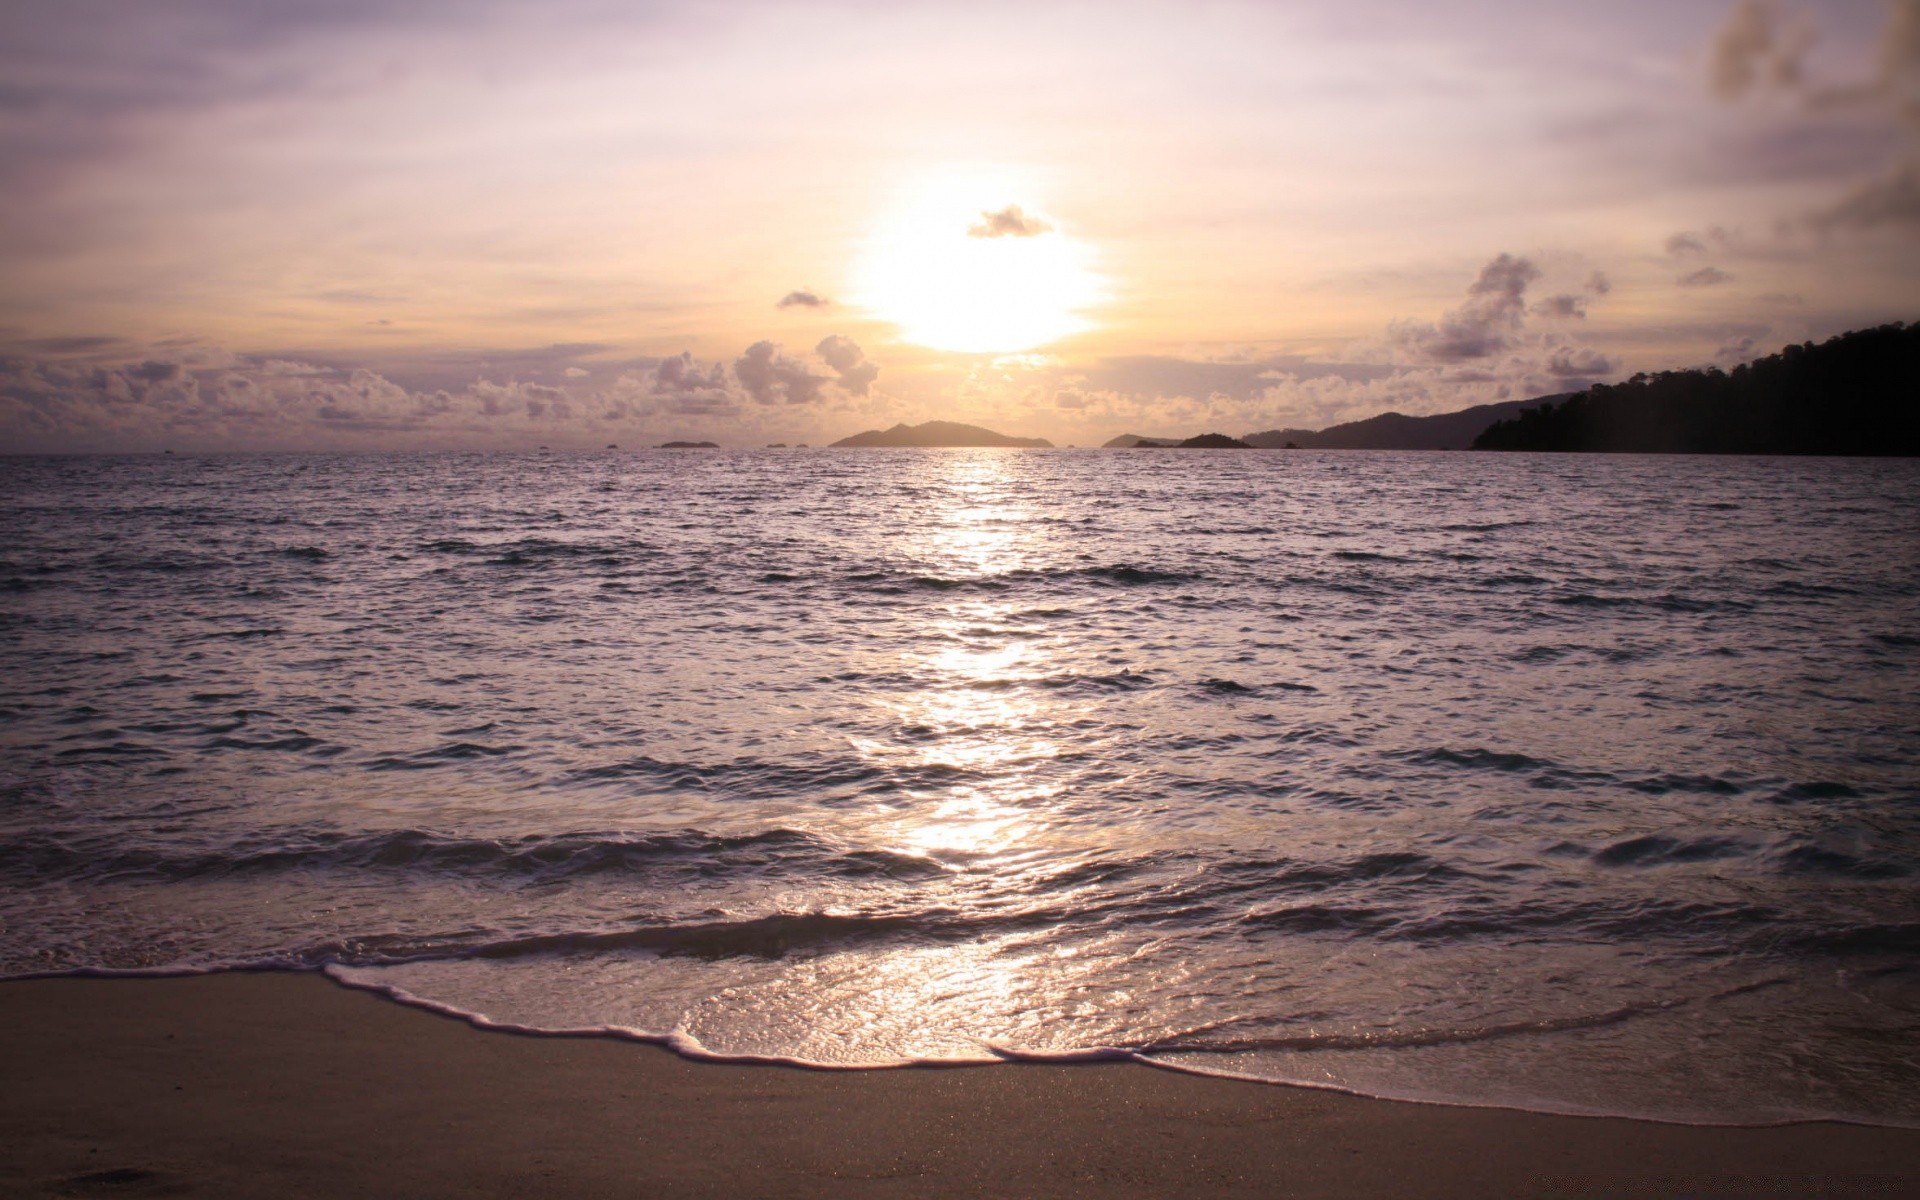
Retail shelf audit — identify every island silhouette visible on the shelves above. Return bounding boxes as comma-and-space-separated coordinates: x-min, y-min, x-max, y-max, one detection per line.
1122, 433, 1253, 448
1105, 399, 1542, 450
831, 421, 1052, 448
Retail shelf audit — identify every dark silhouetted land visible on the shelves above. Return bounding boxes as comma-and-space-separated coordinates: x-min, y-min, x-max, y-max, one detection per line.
1244, 399, 1544, 450
1474, 323, 1920, 454
657, 440, 720, 449
1108, 400, 1540, 451
3, 974, 1917, 1199
1131, 432, 1253, 448
832, 421, 1052, 448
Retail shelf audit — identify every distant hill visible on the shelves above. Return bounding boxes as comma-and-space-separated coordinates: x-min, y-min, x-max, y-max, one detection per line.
832, 420, 1052, 448
1244, 399, 1544, 450
1130, 432, 1252, 448
657, 440, 719, 448
1473, 323, 1920, 455
1103, 433, 1182, 448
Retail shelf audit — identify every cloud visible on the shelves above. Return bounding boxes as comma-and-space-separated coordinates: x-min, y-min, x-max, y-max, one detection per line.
777, 290, 829, 309
968, 204, 1051, 238
1665, 232, 1709, 256
1710, 0, 1813, 101
0, 328, 902, 448
1070, 354, 1394, 403
471, 379, 571, 421
128, 360, 184, 382
1389, 252, 1541, 361
1806, 0, 1920, 115
18, 335, 129, 357
733, 340, 827, 406
1807, 158, 1920, 230
814, 334, 878, 396
0, 335, 902, 449
1585, 271, 1613, 295
1531, 294, 1587, 319
1710, 0, 1920, 237
1679, 266, 1735, 286
647, 351, 737, 416
1884, 0, 1920, 98
1546, 345, 1615, 378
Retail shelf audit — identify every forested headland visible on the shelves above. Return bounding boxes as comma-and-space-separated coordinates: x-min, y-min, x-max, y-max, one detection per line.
1473, 323, 1919, 455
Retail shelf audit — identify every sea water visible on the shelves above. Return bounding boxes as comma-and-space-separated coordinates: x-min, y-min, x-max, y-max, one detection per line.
1, 448, 1915, 1125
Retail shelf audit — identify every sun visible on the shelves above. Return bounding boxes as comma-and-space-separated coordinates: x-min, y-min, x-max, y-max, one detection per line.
850, 171, 1104, 354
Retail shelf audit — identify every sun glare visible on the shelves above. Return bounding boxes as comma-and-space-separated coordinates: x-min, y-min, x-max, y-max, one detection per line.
851, 172, 1103, 354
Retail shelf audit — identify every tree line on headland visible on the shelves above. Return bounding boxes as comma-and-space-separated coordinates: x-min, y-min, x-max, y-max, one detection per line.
1473, 322, 1919, 455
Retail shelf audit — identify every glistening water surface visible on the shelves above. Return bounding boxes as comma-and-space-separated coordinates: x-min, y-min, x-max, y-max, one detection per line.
2, 449, 1916, 1124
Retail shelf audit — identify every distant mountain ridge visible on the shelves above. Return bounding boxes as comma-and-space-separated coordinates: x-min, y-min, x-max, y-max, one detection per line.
831, 420, 1052, 448
1242, 399, 1547, 450
1106, 398, 1546, 451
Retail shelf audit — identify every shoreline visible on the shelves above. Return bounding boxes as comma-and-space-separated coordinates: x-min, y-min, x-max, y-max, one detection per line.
3, 973, 1917, 1198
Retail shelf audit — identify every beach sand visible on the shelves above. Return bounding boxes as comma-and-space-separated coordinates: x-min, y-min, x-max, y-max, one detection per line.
2, 973, 1916, 1198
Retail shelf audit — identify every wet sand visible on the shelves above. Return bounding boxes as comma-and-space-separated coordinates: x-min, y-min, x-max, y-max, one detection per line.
2, 973, 1916, 1199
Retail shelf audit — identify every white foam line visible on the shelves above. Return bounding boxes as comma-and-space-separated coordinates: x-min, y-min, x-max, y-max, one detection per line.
322, 964, 1005, 1071
6, 961, 1914, 1130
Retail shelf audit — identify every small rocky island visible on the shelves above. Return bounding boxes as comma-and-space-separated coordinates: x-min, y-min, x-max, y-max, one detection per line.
831, 420, 1052, 448
1113, 432, 1252, 448
657, 440, 720, 449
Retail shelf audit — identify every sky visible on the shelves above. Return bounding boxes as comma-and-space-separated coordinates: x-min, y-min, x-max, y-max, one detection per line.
1, 0, 1916, 450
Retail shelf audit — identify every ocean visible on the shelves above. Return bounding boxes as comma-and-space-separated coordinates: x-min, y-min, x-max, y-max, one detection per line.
1, 448, 1916, 1126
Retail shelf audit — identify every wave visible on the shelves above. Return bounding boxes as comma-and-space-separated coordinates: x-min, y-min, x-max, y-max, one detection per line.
1551, 591, 1756, 614
0, 826, 949, 886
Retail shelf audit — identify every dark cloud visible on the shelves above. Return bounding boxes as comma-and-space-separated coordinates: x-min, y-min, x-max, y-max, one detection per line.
1679, 266, 1735, 286
1585, 271, 1613, 295
1710, 0, 1920, 238
1804, 0, 1920, 115
1390, 253, 1541, 362
814, 335, 878, 396
1808, 158, 1920, 230
1532, 294, 1587, 319
128, 360, 183, 382
777, 290, 829, 309
968, 205, 1051, 238
1665, 232, 1708, 256
1710, 0, 1813, 101
733, 341, 826, 406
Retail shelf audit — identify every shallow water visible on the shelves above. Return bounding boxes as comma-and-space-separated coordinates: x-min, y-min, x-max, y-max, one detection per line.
2, 448, 1916, 1124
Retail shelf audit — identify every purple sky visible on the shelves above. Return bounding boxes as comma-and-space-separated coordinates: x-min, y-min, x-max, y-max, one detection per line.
1, 0, 1915, 449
